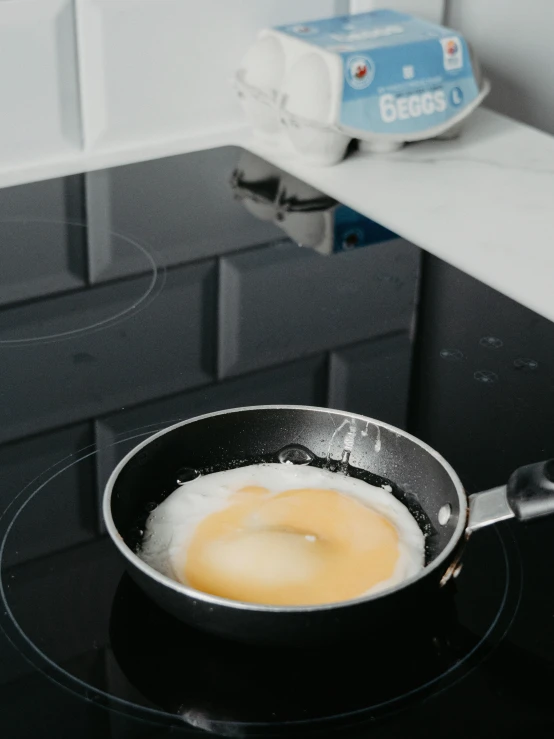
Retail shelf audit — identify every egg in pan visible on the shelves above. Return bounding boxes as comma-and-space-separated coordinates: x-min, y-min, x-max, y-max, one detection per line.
140, 463, 424, 606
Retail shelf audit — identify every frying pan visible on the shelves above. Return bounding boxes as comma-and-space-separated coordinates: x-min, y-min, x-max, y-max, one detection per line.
103, 405, 554, 646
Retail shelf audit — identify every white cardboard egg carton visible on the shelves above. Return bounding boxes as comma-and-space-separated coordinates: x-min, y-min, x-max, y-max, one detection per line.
236, 10, 490, 166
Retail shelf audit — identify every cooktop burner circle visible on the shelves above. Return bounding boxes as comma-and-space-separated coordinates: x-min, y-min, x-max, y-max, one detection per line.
0, 427, 523, 734
0, 219, 163, 346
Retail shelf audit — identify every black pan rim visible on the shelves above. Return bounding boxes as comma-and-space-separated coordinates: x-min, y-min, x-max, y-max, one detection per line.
103, 404, 468, 614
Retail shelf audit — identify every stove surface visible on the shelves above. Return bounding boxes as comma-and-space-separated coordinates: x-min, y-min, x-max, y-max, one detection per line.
1, 146, 554, 739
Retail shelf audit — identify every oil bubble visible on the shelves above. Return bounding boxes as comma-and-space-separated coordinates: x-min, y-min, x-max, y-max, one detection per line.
277, 445, 315, 466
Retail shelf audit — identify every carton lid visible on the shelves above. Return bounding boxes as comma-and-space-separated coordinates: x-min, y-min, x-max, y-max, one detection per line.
275, 10, 458, 54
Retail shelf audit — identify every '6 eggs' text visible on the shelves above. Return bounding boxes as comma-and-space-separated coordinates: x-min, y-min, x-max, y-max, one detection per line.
379, 90, 447, 123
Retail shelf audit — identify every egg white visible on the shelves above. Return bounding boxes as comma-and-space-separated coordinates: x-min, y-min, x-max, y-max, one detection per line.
139, 463, 425, 601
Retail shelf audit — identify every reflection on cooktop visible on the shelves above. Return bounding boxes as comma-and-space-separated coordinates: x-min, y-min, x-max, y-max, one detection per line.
0, 145, 554, 739
0, 219, 162, 346
0, 149, 419, 452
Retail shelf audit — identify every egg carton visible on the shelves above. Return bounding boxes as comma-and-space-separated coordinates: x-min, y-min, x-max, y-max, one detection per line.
231, 150, 399, 255
236, 10, 490, 166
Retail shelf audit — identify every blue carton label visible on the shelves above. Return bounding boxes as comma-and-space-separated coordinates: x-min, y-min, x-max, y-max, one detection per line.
276, 10, 480, 135
333, 205, 397, 253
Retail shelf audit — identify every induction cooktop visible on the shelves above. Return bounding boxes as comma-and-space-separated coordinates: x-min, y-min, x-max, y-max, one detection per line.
1, 146, 553, 739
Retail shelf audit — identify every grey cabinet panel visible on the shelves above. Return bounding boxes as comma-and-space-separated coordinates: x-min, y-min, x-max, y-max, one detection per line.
0, 423, 96, 567
94, 354, 327, 523
86, 146, 284, 282
0, 261, 216, 444
0, 176, 87, 306
329, 333, 413, 429
219, 239, 419, 377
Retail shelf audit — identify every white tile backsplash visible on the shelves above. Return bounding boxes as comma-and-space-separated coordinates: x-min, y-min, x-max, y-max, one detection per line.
0, 0, 345, 177
0, 0, 550, 187
0, 0, 81, 164
75, 0, 342, 150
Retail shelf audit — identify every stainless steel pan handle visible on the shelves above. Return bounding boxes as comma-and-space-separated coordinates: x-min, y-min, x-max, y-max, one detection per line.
467, 459, 554, 533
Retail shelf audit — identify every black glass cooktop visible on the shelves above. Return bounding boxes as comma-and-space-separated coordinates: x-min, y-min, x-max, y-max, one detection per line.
1, 146, 554, 739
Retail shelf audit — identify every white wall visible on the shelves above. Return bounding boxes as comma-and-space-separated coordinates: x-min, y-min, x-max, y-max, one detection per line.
350, 0, 444, 23
445, 0, 554, 136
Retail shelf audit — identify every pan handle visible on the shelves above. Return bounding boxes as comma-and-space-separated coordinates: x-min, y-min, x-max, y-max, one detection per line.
467, 459, 554, 533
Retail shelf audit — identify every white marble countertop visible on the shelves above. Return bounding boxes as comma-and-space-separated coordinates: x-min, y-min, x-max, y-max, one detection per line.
1, 107, 553, 323
244, 108, 554, 325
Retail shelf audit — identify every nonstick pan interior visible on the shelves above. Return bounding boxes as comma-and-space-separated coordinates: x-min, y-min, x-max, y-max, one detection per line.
110, 406, 465, 567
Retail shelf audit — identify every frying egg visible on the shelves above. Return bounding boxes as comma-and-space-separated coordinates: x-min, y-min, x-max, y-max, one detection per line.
140, 464, 424, 606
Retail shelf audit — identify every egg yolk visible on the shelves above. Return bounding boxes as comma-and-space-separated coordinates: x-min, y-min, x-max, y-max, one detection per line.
182, 486, 399, 606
